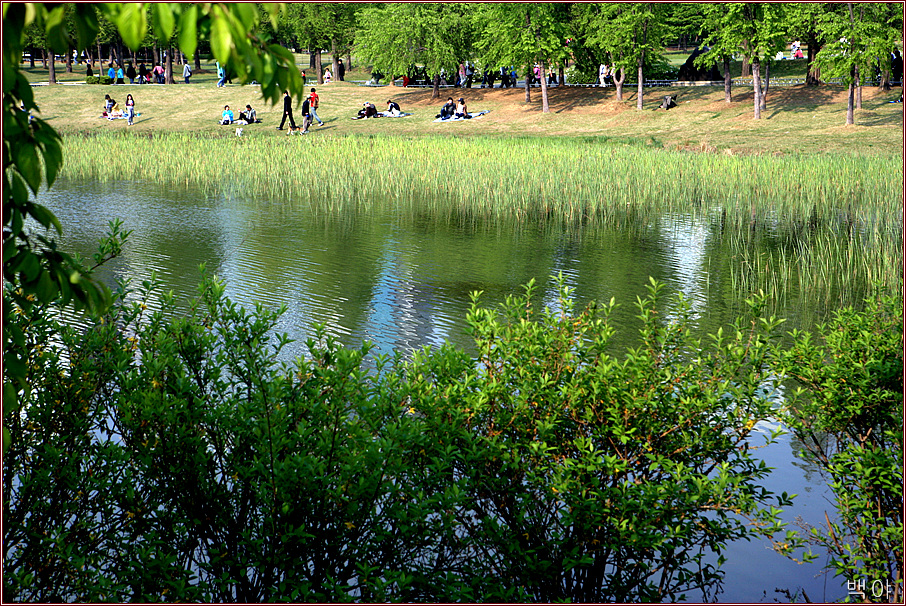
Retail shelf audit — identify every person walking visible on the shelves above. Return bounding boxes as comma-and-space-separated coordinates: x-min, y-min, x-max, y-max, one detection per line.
308, 88, 325, 126
107, 63, 116, 84
183, 62, 192, 84
300, 96, 312, 133
125, 62, 136, 84
138, 62, 148, 85
276, 90, 296, 130
216, 62, 226, 87
125, 93, 135, 126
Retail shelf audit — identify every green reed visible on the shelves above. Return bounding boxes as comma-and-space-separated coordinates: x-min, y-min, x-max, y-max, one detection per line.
60, 131, 902, 302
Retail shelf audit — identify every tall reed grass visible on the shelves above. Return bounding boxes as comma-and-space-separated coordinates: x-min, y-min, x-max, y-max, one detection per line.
60, 132, 902, 302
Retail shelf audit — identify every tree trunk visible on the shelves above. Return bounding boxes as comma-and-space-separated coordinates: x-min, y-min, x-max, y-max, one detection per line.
524, 65, 531, 103
880, 69, 891, 90
66, 46, 72, 73
741, 54, 751, 78
194, 52, 202, 71
47, 48, 56, 84
166, 46, 175, 84
152, 46, 159, 69
432, 72, 440, 99
539, 60, 550, 112
752, 59, 762, 119
806, 37, 821, 85
41, 47, 47, 69
331, 40, 339, 86
29, 47, 35, 68
346, 52, 352, 70
636, 58, 644, 110
315, 51, 323, 85
846, 73, 855, 125
558, 63, 564, 86
855, 66, 862, 109
723, 55, 732, 103
761, 61, 769, 111
97, 42, 102, 68
614, 67, 626, 101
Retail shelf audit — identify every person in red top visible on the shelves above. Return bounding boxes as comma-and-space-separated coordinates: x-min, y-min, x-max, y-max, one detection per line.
308, 88, 325, 127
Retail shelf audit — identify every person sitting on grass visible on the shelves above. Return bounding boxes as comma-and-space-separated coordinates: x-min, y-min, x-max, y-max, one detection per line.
454, 97, 469, 119
437, 97, 455, 120
238, 104, 257, 124
357, 102, 378, 119
220, 105, 234, 125
384, 99, 402, 117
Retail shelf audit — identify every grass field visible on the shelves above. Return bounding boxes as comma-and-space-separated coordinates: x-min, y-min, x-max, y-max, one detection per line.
24, 54, 904, 157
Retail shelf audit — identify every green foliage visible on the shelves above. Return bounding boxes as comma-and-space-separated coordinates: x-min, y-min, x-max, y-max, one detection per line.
3, 2, 305, 451
773, 290, 903, 603
5, 263, 811, 601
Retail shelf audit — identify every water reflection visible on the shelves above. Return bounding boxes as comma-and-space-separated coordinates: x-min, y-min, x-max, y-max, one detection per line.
37, 178, 847, 601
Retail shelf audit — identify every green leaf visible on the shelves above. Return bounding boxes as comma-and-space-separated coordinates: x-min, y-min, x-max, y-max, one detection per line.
72, 4, 100, 51
151, 3, 176, 42
177, 5, 198, 61
43, 5, 69, 53
113, 4, 148, 50
12, 141, 41, 194
210, 7, 233, 66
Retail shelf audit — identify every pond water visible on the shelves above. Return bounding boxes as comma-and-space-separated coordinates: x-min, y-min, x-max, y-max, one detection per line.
38, 177, 849, 601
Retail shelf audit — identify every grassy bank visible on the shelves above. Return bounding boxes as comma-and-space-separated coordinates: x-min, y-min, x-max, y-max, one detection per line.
28, 56, 904, 156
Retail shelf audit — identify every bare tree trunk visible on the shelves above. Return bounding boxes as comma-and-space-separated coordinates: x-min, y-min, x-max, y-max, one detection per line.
806, 35, 821, 85
346, 52, 352, 70
47, 48, 56, 84
315, 51, 323, 85
29, 47, 35, 68
855, 66, 862, 109
194, 53, 202, 71
166, 46, 175, 84
331, 40, 339, 86
41, 47, 47, 69
558, 63, 564, 86
152, 46, 159, 69
636, 57, 645, 110
752, 59, 762, 119
846, 75, 855, 125
741, 54, 751, 78
432, 72, 440, 99
66, 46, 73, 73
539, 60, 550, 112
614, 67, 626, 101
761, 61, 769, 111
524, 65, 531, 103
723, 56, 732, 103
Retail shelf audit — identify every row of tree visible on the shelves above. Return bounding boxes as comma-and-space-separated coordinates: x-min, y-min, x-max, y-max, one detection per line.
21, 3, 904, 122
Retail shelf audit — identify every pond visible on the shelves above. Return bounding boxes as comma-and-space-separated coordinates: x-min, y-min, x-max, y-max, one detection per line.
39, 177, 849, 601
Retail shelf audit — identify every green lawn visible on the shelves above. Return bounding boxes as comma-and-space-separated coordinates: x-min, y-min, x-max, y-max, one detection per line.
23, 54, 904, 158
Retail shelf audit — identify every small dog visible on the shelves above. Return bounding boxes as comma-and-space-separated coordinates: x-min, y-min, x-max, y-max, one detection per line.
235, 127, 244, 137
286, 126, 305, 135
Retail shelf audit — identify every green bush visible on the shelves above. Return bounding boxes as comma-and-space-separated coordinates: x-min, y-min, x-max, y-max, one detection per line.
773, 290, 904, 603
85, 75, 100, 84
4, 246, 807, 602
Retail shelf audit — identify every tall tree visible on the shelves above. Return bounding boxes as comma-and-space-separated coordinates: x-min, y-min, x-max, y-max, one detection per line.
814, 2, 902, 125
474, 4, 570, 112
785, 3, 835, 86
697, 3, 787, 119
356, 3, 476, 98
574, 3, 671, 109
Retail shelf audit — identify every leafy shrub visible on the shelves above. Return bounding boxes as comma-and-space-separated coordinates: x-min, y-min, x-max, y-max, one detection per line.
773, 291, 903, 603
15, 239, 891, 602
85, 75, 100, 84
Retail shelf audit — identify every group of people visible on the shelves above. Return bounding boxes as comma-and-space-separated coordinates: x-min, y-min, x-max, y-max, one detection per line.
354, 99, 403, 119
102, 93, 136, 125
276, 88, 326, 132
437, 97, 469, 120
90, 61, 167, 84
220, 104, 258, 125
